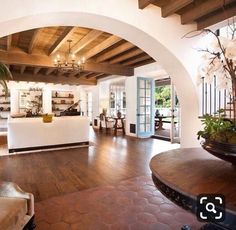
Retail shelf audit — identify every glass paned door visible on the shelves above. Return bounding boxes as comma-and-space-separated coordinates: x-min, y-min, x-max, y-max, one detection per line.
137, 77, 154, 137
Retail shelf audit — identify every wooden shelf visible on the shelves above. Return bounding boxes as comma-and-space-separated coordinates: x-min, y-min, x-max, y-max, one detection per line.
0, 102, 10, 104
0, 110, 10, 112
52, 103, 74, 105
52, 109, 64, 112
52, 96, 74, 99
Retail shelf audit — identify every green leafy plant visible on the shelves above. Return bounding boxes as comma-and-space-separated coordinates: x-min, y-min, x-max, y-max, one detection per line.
0, 63, 12, 96
197, 110, 236, 144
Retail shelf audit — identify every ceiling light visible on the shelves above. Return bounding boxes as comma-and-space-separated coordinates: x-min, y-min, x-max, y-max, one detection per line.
54, 40, 85, 73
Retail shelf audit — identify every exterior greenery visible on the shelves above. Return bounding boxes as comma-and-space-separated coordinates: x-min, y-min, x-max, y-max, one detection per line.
155, 85, 171, 108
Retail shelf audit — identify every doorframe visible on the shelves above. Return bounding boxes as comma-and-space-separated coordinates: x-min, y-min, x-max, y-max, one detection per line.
136, 77, 155, 138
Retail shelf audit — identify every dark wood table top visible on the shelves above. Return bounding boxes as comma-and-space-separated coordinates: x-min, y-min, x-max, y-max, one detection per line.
150, 148, 236, 213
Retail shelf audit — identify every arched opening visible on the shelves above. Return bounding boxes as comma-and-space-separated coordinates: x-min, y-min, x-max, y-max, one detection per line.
0, 7, 200, 147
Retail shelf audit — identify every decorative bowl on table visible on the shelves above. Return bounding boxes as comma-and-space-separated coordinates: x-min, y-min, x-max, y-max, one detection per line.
202, 140, 236, 165
42, 114, 53, 123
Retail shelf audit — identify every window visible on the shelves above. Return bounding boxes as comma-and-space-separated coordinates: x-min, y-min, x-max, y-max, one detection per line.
109, 84, 126, 117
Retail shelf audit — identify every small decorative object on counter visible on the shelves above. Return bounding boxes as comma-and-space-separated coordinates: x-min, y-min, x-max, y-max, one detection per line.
42, 114, 53, 123
55, 91, 58, 97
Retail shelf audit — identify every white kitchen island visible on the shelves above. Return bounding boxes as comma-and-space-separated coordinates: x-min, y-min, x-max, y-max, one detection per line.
7, 116, 90, 153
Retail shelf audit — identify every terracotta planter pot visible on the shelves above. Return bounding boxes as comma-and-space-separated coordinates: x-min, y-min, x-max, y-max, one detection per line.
202, 139, 236, 164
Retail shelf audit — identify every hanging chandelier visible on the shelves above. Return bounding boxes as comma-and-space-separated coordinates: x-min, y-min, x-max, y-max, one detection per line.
54, 40, 86, 73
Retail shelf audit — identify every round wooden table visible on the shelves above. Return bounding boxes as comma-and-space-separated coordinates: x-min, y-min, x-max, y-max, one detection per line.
150, 148, 236, 230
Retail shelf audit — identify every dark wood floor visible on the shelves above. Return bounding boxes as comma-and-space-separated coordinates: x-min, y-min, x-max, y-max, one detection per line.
0, 128, 172, 202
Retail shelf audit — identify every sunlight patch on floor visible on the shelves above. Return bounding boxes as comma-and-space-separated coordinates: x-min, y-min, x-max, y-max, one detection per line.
150, 139, 180, 156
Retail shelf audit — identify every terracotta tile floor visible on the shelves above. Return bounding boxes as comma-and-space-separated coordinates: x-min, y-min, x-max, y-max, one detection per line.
35, 175, 203, 230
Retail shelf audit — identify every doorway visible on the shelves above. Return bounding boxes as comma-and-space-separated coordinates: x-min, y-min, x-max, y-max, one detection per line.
153, 78, 180, 143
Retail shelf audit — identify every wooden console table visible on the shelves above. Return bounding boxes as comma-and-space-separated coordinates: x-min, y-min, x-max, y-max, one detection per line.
150, 148, 236, 230
114, 117, 125, 135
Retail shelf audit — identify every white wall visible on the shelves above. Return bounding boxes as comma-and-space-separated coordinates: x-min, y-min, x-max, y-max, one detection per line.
91, 86, 99, 127
0, 0, 204, 147
98, 81, 110, 114
125, 76, 137, 137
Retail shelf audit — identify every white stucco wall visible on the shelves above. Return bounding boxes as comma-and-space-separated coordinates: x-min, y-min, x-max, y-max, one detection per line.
0, 0, 202, 147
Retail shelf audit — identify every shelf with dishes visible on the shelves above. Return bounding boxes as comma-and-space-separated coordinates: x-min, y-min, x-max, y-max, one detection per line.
52, 102, 74, 105
51, 90, 75, 114
52, 96, 74, 99
0, 89, 11, 120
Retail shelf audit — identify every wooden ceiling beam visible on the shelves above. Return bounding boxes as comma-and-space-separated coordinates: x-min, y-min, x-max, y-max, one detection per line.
181, 0, 234, 25
138, 0, 157, 9
131, 58, 155, 68
96, 74, 110, 80
45, 68, 55, 76
33, 67, 41, 75
0, 50, 133, 76
162, 0, 194, 18
109, 48, 144, 64
197, 2, 236, 30
75, 72, 92, 79
28, 29, 41, 54
96, 42, 135, 63
83, 35, 122, 60
122, 54, 151, 66
10, 71, 96, 86
86, 73, 104, 79
85, 62, 133, 76
6, 35, 12, 51
68, 71, 90, 78
48, 27, 76, 55
72, 29, 103, 54
20, 65, 26, 74
152, 0, 167, 7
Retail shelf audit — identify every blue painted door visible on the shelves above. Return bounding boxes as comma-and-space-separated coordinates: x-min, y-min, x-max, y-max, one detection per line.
137, 77, 154, 137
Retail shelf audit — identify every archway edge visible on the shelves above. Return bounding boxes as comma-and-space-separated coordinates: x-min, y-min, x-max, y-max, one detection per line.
0, 1, 201, 147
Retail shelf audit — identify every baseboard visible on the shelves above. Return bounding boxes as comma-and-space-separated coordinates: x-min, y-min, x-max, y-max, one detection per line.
9, 141, 89, 153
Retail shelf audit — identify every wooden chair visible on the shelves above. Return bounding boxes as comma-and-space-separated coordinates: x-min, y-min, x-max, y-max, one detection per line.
99, 114, 114, 133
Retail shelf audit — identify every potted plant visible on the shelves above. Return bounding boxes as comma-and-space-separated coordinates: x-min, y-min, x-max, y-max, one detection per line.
196, 25, 236, 163
0, 63, 12, 97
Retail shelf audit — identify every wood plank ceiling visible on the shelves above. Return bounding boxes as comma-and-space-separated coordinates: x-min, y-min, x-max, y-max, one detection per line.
0, 26, 155, 85
138, 0, 236, 30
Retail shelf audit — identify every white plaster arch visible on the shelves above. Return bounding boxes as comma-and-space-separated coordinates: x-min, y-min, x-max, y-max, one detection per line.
0, 0, 201, 147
